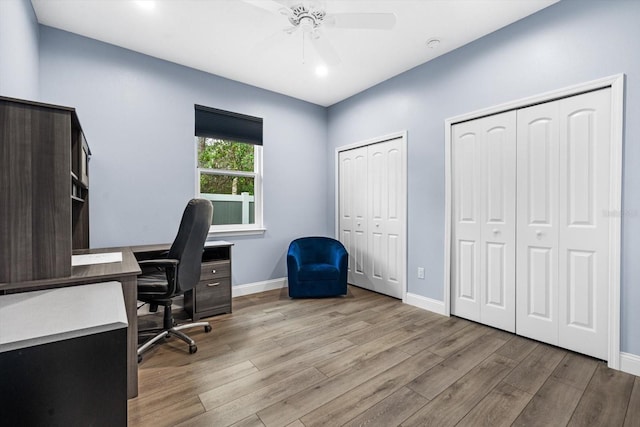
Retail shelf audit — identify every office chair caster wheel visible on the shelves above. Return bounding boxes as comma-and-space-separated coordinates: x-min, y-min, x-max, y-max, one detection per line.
204, 325, 212, 333
189, 344, 197, 354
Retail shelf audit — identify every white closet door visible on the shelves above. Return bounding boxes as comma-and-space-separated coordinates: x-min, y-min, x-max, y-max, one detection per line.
557, 88, 611, 360
339, 147, 369, 287
516, 101, 561, 344
338, 137, 405, 299
451, 120, 483, 322
451, 112, 516, 331
479, 112, 517, 332
367, 138, 403, 299
517, 88, 611, 359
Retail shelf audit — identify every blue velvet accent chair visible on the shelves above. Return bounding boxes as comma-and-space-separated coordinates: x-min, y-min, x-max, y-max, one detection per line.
287, 237, 348, 298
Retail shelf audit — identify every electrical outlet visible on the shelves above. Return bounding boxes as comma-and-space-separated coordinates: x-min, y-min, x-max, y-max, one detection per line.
417, 267, 425, 279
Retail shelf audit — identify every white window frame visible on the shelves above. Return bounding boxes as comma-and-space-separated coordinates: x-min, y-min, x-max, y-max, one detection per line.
196, 142, 264, 236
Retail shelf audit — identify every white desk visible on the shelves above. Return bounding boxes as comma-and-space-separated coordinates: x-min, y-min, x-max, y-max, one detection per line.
0, 281, 128, 352
0, 281, 129, 425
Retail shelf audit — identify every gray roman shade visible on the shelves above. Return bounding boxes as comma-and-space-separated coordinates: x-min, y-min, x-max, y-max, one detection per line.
195, 105, 263, 145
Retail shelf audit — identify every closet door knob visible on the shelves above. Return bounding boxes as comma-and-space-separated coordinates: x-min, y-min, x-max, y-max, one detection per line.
492, 228, 499, 234
536, 230, 542, 237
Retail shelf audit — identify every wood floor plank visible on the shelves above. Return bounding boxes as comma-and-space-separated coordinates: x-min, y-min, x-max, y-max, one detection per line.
256, 347, 411, 427
345, 309, 427, 345
408, 332, 510, 400
316, 326, 421, 378
229, 414, 266, 427
396, 316, 470, 355
132, 360, 259, 413
248, 322, 364, 370
342, 387, 428, 427
624, 377, 640, 427
512, 377, 583, 427
502, 343, 567, 394
456, 381, 533, 427
300, 349, 442, 427
128, 395, 205, 427
428, 323, 487, 358
198, 339, 353, 410
495, 335, 538, 362
551, 352, 598, 390
178, 367, 326, 427
568, 363, 635, 427
401, 353, 517, 426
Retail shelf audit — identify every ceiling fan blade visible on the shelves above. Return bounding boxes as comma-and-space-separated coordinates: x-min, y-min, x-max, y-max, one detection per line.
310, 33, 340, 66
242, 0, 291, 17
324, 13, 396, 30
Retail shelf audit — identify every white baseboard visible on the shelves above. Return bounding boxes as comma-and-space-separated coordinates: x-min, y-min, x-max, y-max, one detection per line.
620, 352, 640, 376
405, 292, 447, 316
232, 277, 288, 297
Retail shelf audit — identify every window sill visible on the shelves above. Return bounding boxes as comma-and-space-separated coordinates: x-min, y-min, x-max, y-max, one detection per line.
207, 227, 266, 238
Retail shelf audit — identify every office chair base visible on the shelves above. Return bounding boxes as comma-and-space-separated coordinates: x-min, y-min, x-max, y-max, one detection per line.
137, 321, 212, 362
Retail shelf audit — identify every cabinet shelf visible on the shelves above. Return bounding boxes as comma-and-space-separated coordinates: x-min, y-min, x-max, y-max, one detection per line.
1, 96, 90, 282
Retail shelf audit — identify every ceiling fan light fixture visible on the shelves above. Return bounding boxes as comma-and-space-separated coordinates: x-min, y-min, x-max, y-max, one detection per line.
134, 0, 156, 12
315, 64, 329, 78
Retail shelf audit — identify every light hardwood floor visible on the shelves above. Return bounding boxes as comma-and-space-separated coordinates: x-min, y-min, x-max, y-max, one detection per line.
129, 286, 640, 427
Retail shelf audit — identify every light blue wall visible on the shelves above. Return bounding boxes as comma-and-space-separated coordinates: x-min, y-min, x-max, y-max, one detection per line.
9, 0, 640, 355
327, 0, 640, 355
38, 27, 329, 285
0, 0, 39, 99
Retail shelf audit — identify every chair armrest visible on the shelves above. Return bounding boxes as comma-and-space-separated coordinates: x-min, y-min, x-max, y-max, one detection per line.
330, 246, 347, 268
138, 259, 179, 276
138, 259, 179, 267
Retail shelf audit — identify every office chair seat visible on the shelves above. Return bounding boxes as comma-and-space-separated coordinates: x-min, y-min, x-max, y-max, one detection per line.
137, 199, 214, 362
137, 271, 171, 296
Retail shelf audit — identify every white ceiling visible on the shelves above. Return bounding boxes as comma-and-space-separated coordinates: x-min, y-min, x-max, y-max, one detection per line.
31, 0, 559, 107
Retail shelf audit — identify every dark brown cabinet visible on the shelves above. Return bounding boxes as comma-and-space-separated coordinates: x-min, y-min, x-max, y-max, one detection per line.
0, 97, 90, 283
184, 242, 233, 320
132, 241, 233, 321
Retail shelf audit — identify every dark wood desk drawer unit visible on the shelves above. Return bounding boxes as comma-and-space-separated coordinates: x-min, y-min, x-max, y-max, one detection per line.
184, 242, 233, 321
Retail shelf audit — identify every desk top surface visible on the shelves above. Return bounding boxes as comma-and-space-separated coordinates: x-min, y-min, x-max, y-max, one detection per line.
0, 281, 128, 353
130, 240, 234, 254
0, 247, 140, 293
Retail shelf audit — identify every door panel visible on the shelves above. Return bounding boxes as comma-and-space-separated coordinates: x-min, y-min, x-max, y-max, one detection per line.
451, 122, 482, 322
451, 111, 516, 330
480, 113, 516, 332
367, 138, 403, 298
339, 147, 369, 285
558, 88, 611, 360
516, 101, 560, 343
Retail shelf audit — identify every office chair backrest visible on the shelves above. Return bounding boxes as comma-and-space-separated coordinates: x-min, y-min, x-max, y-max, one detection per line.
168, 199, 213, 294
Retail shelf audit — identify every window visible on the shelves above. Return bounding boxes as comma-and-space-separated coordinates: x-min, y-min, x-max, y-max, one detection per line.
195, 105, 263, 234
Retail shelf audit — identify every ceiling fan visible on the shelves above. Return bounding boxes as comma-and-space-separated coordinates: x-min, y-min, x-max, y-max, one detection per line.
242, 0, 396, 66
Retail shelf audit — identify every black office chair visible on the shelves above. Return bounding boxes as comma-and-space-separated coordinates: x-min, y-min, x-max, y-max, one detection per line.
137, 199, 213, 361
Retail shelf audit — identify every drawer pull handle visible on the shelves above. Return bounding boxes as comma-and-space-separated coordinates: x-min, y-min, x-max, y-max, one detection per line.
207, 282, 221, 287
211, 269, 217, 274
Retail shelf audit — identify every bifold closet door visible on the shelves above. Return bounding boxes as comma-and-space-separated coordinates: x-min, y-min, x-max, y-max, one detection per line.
338, 137, 404, 299
338, 146, 368, 288
367, 139, 403, 299
451, 111, 517, 332
516, 88, 611, 360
